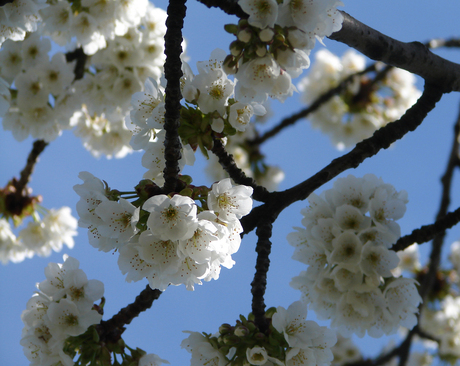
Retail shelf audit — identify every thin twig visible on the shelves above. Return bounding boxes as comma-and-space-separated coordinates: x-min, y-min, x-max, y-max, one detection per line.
392, 206, 460, 252
211, 137, 270, 202
16, 140, 48, 195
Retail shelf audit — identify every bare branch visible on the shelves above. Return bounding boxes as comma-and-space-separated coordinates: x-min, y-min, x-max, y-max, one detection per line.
196, 0, 247, 18
241, 83, 444, 235
97, 285, 162, 344
329, 12, 460, 92
251, 219, 273, 333
162, 0, 187, 193
392, 206, 460, 252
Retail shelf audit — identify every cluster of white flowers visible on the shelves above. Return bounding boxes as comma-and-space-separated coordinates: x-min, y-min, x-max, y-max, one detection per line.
1, 34, 77, 142
227, 0, 343, 103
297, 49, 421, 150
391, 243, 421, 278
289, 174, 422, 337
20, 255, 104, 365
74, 172, 253, 291
420, 295, 460, 358
0, 207, 77, 264
182, 301, 337, 366
0, 2, 168, 159
330, 333, 360, 366
0, 0, 46, 46
39, 0, 148, 55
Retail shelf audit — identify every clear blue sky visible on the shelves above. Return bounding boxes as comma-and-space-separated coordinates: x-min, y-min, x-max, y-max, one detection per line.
1, 1, 460, 365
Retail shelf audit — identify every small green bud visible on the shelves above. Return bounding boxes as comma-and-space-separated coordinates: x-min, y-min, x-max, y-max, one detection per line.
265, 307, 277, 319
224, 23, 239, 35
219, 323, 233, 335
230, 41, 244, 57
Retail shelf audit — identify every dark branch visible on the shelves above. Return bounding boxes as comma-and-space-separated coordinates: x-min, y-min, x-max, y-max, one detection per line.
162, 0, 187, 193
97, 285, 162, 344
392, 206, 460, 252
329, 12, 460, 92
17, 140, 48, 195
196, 0, 247, 18
250, 219, 273, 334
241, 83, 444, 235
428, 37, 460, 49
65, 47, 87, 81
211, 137, 270, 202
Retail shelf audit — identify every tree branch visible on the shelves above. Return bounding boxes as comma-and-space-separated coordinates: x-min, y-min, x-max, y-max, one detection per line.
211, 137, 270, 202
65, 47, 87, 81
392, 206, 460, 252
162, 0, 187, 193
97, 285, 162, 344
241, 83, 444, 235
329, 12, 460, 92
16, 140, 48, 195
195, 0, 247, 18
250, 219, 273, 333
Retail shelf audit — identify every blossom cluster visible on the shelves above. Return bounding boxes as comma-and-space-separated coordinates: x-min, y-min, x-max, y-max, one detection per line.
0, 207, 77, 264
39, 0, 148, 55
0, 0, 46, 46
74, 172, 253, 291
223, 0, 343, 103
182, 301, 337, 366
20, 255, 104, 365
297, 50, 421, 150
420, 295, 460, 358
289, 174, 422, 337
0, 2, 168, 159
1, 34, 77, 142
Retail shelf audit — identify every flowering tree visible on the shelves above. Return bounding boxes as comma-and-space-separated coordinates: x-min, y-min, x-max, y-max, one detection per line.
1, 0, 460, 365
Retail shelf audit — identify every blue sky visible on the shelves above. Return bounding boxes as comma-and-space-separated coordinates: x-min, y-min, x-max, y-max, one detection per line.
1, 0, 460, 365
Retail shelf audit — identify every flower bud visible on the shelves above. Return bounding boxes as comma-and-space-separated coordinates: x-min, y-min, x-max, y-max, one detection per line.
234, 326, 249, 337
259, 28, 274, 42
224, 23, 238, 35
230, 41, 244, 57
255, 46, 267, 58
237, 29, 252, 43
